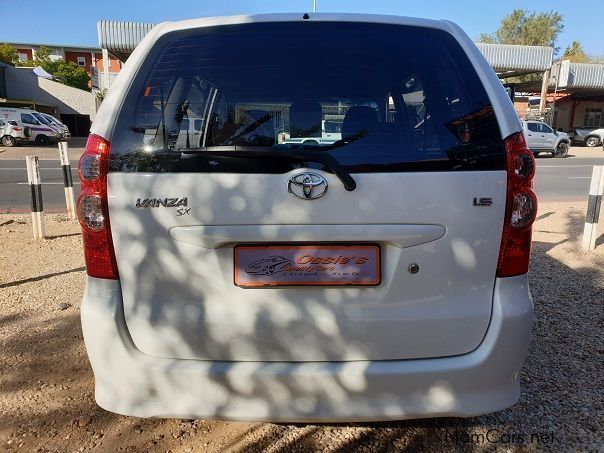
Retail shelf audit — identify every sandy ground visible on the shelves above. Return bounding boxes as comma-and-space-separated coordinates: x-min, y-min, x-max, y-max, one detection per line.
0, 203, 602, 452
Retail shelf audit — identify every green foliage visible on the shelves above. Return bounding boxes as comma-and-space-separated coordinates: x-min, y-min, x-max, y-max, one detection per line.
0, 43, 18, 65
479, 9, 564, 52
14, 45, 53, 68
33, 46, 54, 71
50, 61, 91, 91
12, 45, 91, 91
94, 88, 108, 100
477, 34, 496, 44
562, 41, 591, 63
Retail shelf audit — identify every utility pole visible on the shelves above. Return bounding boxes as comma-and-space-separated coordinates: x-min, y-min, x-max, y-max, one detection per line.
313, 0, 317, 12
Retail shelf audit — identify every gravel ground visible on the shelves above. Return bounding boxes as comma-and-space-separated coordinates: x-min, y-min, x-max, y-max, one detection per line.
0, 202, 602, 452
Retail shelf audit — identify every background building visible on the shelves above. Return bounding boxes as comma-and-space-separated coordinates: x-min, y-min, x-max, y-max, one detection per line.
0, 63, 97, 136
5, 41, 121, 92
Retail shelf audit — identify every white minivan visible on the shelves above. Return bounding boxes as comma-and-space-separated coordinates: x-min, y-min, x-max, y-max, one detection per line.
0, 107, 62, 145
77, 14, 536, 421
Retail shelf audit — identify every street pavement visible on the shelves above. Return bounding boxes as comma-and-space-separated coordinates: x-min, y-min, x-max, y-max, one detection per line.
0, 145, 603, 212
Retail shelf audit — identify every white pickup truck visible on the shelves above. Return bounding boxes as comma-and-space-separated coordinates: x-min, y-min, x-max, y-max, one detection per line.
522, 120, 570, 158
282, 119, 342, 146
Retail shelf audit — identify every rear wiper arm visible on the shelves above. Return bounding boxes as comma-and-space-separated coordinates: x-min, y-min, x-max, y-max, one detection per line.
180, 148, 356, 191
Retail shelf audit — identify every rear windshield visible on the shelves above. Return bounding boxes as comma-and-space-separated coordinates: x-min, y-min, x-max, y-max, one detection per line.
110, 22, 504, 173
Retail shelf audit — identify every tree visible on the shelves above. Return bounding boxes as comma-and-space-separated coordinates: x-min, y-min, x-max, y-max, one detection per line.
562, 41, 591, 63
479, 9, 564, 52
33, 46, 53, 71
50, 61, 91, 91
17, 45, 91, 91
18, 45, 53, 69
0, 43, 18, 65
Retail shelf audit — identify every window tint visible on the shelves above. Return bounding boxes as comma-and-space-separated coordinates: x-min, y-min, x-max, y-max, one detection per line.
324, 121, 342, 134
21, 113, 39, 125
0, 120, 4, 126
32, 112, 50, 125
527, 123, 540, 133
110, 22, 504, 173
540, 123, 553, 134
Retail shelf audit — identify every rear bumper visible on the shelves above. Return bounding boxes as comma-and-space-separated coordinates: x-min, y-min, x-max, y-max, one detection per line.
81, 275, 533, 421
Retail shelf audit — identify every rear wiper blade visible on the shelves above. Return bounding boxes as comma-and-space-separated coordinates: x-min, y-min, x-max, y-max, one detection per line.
179, 147, 356, 191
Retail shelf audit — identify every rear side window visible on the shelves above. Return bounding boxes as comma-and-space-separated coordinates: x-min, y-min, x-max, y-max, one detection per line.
21, 113, 39, 125
110, 22, 504, 173
526, 123, 540, 133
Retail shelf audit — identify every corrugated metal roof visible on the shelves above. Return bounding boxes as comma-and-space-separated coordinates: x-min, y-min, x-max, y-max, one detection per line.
559, 62, 604, 89
475, 43, 553, 75
97, 21, 156, 61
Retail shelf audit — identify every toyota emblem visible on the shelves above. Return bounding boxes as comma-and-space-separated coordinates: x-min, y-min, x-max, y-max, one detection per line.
287, 172, 328, 200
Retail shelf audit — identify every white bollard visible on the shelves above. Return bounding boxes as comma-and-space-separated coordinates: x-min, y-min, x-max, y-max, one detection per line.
58, 141, 76, 219
581, 165, 604, 251
25, 155, 45, 240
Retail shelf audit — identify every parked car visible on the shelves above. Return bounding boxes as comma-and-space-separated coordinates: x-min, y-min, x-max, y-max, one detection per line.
30, 111, 67, 142
521, 120, 570, 157
283, 119, 344, 146
77, 13, 535, 422
0, 118, 30, 146
0, 107, 61, 145
39, 113, 71, 142
568, 127, 604, 147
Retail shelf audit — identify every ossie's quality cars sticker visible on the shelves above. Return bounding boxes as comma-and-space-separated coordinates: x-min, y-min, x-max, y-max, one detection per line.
235, 245, 380, 287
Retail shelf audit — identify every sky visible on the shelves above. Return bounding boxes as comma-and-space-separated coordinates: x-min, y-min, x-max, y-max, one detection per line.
1, 0, 603, 56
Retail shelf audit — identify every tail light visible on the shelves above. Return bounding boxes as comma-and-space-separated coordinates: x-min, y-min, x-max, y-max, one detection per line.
77, 134, 119, 279
497, 132, 537, 277
12, 127, 23, 131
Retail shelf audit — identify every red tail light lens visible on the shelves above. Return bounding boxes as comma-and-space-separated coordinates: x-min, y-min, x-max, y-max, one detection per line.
497, 132, 537, 277
77, 134, 119, 279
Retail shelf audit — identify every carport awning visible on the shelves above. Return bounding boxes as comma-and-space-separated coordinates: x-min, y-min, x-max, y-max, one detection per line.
475, 43, 554, 78
558, 61, 604, 91
97, 20, 156, 62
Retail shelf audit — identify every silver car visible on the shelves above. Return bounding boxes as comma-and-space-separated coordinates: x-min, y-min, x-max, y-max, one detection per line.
0, 118, 29, 146
522, 120, 570, 158
569, 127, 604, 147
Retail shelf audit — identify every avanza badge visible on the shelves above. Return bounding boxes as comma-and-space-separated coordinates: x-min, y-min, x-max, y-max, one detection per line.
135, 197, 188, 208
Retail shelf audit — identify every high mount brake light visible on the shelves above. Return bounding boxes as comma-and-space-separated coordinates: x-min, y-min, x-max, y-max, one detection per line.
76, 134, 119, 279
497, 132, 537, 277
